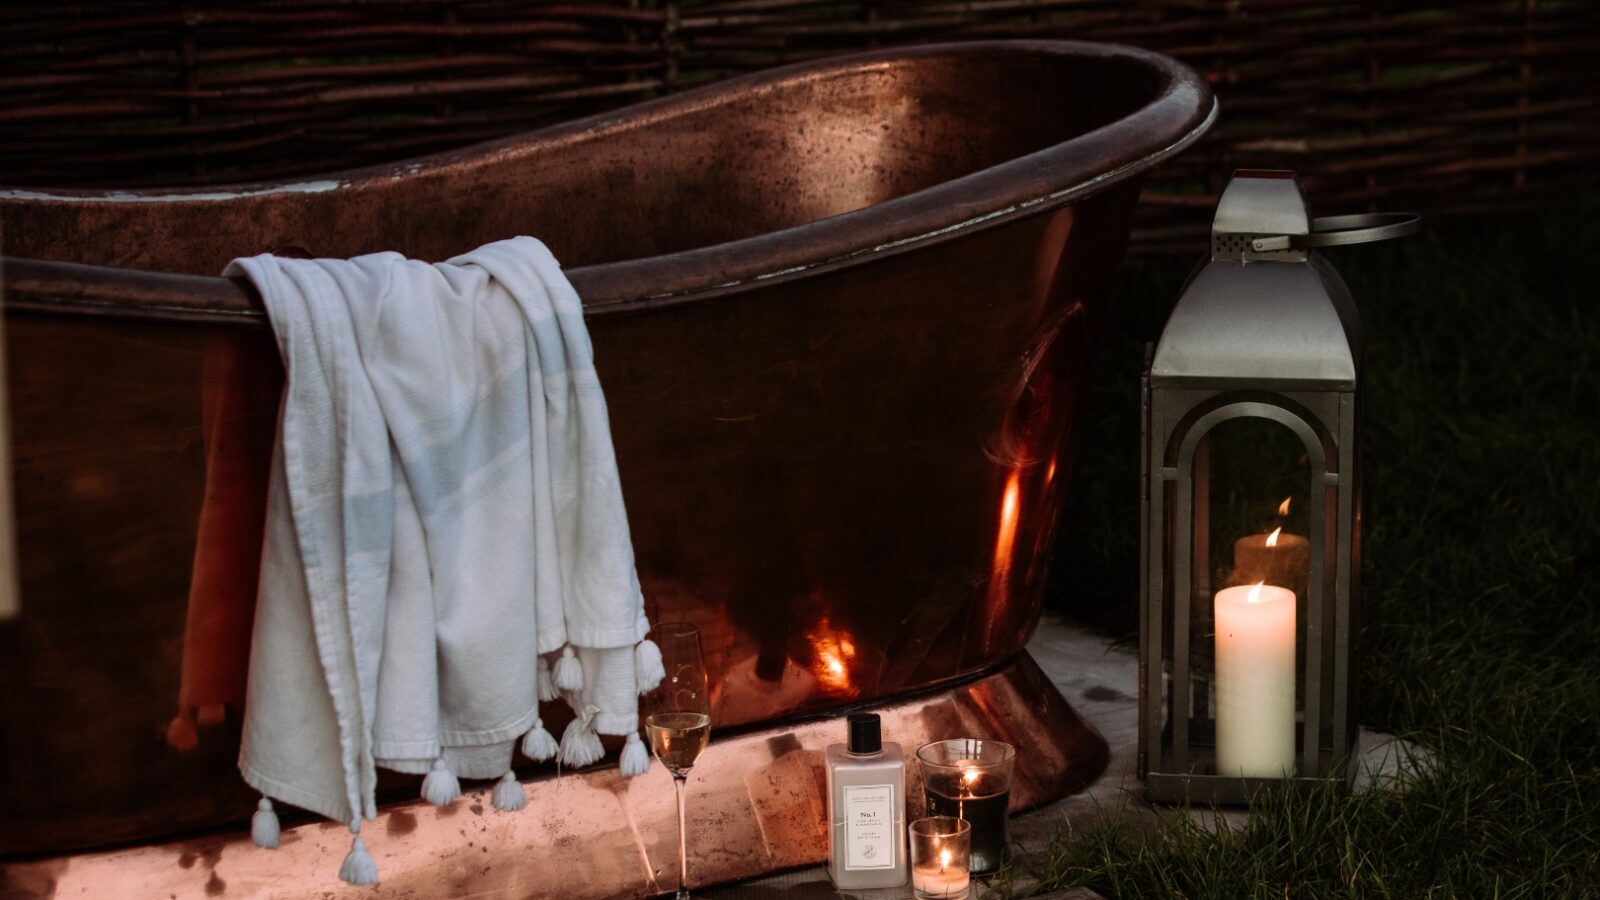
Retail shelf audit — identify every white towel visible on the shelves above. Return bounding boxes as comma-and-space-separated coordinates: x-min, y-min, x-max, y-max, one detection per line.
229, 236, 652, 835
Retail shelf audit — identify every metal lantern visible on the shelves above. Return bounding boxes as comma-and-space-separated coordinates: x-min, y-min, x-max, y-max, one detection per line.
1138, 170, 1417, 804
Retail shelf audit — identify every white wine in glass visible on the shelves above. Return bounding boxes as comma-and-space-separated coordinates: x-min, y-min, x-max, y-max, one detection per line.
644, 711, 711, 775
644, 623, 710, 900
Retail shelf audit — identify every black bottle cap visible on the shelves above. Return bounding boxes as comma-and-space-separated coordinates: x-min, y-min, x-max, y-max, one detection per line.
847, 712, 882, 754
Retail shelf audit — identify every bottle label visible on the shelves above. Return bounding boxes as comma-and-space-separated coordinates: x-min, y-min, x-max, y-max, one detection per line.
841, 783, 896, 870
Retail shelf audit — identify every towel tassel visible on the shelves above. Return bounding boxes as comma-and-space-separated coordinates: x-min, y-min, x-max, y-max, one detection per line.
338, 822, 378, 886
251, 797, 280, 849
492, 771, 527, 812
537, 656, 559, 703
620, 732, 650, 777
420, 757, 460, 807
521, 718, 559, 762
560, 705, 605, 768
553, 645, 584, 692
635, 639, 665, 694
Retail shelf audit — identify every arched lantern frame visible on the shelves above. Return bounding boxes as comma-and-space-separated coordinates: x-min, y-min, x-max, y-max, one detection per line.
1138, 170, 1415, 805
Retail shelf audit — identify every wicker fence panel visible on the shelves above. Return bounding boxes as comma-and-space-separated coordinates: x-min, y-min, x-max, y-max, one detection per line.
2, 1, 1596, 251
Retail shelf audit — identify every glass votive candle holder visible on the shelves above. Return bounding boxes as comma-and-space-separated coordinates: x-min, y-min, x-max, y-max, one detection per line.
916, 738, 1016, 874
910, 816, 971, 900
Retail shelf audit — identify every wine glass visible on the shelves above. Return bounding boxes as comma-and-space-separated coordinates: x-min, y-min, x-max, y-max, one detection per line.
643, 623, 711, 900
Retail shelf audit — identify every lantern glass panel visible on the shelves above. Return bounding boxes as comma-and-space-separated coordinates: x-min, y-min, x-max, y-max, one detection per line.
1164, 415, 1315, 779
1207, 418, 1310, 597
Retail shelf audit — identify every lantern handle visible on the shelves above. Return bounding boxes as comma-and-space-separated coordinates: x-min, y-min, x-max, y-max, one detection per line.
1250, 213, 1421, 252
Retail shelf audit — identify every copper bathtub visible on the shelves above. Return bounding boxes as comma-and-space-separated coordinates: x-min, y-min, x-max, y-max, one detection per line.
0, 40, 1212, 896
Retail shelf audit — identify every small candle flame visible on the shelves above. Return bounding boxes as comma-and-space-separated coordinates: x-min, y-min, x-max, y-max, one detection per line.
1247, 581, 1266, 604
940, 848, 952, 869
961, 765, 981, 787
1266, 526, 1282, 548
1278, 497, 1292, 516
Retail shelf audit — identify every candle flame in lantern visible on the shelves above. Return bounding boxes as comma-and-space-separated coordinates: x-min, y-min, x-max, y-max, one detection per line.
1278, 497, 1292, 516
1247, 581, 1266, 604
1266, 526, 1282, 547
962, 765, 981, 787
940, 849, 952, 869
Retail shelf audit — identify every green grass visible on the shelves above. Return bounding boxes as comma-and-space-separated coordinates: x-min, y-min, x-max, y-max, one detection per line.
1033, 203, 1600, 898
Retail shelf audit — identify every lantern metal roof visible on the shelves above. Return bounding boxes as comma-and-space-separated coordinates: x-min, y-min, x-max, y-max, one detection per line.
1149, 173, 1360, 390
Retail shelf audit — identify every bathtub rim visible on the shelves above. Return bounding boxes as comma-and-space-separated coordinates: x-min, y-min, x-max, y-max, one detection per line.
0, 39, 1216, 325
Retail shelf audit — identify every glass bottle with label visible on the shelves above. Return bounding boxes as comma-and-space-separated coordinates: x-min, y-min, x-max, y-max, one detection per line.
825, 712, 908, 889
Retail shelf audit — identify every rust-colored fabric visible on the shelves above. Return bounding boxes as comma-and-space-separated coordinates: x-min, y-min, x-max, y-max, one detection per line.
167, 332, 283, 750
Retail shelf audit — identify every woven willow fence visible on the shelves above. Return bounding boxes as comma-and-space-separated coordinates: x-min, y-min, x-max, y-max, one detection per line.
2, 1, 1597, 250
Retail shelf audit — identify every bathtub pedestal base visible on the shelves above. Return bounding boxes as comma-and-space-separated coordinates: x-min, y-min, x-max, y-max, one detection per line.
0, 651, 1106, 899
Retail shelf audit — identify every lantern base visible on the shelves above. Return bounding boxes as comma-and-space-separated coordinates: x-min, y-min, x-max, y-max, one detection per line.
1144, 763, 1356, 806
1142, 716, 1360, 805
1145, 743, 1356, 807
0, 651, 1107, 899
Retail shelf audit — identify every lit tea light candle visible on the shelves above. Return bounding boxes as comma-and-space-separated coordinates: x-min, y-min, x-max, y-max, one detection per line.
915, 741, 1013, 874
911, 847, 970, 898
910, 817, 971, 899
1213, 581, 1296, 778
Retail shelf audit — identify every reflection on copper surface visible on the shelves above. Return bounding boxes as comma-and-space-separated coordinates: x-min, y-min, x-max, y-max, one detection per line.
978, 469, 1025, 655
992, 469, 1022, 585
0, 190, 1152, 855
985, 468, 1024, 612
808, 618, 859, 698
0, 36, 1214, 854
0, 655, 1107, 900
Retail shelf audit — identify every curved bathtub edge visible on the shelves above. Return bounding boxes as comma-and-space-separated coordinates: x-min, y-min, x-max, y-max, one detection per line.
0, 40, 1216, 326
0, 95, 1216, 326
584, 90, 1221, 315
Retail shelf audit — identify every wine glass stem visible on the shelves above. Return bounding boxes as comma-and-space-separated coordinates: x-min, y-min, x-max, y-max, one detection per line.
674, 773, 690, 900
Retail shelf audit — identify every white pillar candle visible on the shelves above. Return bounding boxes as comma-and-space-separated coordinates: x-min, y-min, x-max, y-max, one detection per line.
1213, 581, 1297, 778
